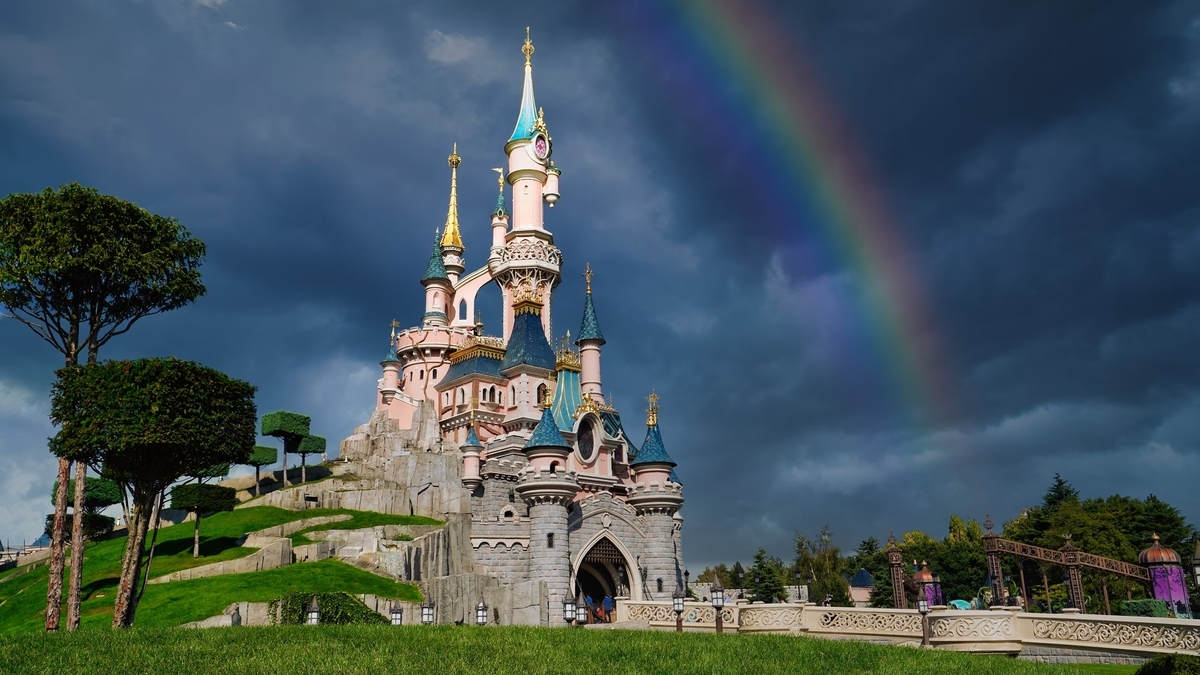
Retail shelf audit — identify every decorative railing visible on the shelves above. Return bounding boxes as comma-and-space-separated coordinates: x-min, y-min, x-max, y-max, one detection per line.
615, 600, 1200, 662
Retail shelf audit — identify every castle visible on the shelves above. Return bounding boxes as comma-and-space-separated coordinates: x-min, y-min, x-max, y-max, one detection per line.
331, 30, 684, 625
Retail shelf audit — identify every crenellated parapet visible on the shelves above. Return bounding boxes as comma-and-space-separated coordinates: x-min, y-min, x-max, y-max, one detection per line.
513, 466, 579, 507
626, 481, 684, 517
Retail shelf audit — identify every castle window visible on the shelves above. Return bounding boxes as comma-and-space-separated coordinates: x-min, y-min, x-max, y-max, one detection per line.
547, 533, 554, 549
431, 368, 438, 380
536, 383, 548, 405
510, 385, 516, 403
499, 390, 504, 405
549, 461, 560, 474
459, 300, 467, 321
420, 370, 425, 380
657, 578, 663, 593
460, 388, 466, 404
502, 508, 514, 522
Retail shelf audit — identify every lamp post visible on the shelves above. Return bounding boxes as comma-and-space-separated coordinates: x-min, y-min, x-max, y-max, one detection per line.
735, 569, 744, 599
575, 592, 588, 626
390, 602, 403, 626
673, 586, 685, 632
617, 565, 628, 597
711, 578, 725, 634
562, 594, 576, 625
807, 573, 815, 604
794, 568, 802, 603
306, 596, 321, 626
420, 599, 435, 625
917, 596, 931, 647
476, 598, 488, 626
684, 569, 690, 596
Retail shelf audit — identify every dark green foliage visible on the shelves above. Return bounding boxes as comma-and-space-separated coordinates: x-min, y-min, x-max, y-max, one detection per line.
187, 463, 231, 482
43, 514, 115, 542
749, 548, 788, 603
795, 525, 851, 606
261, 411, 311, 451
170, 484, 237, 515
50, 477, 121, 511
50, 358, 258, 475
269, 592, 387, 626
697, 563, 733, 587
1135, 653, 1200, 675
1121, 599, 1171, 618
246, 446, 278, 468
0, 183, 205, 363
297, 434, 326, 456
1043, 473, 1080, 509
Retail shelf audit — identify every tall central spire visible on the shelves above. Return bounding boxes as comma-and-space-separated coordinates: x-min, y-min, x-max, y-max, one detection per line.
441, 143, 463, 249
509, 28, 539, 144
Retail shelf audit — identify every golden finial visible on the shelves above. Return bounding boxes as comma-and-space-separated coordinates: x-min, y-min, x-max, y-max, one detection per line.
532, 107, 548, 135
646, 390, 659, 427
390, 319, 400, 331
583, 263, 593, 294
493, 167, 504, 191
542, 386, 554, 409
442, 144, 463, 249
522, 27, 534, 65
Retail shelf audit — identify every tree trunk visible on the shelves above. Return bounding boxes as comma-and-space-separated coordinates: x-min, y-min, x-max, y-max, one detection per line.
112, 493, 153, 628
66, 461, 87, 630
137, 490, 165, 602
1102, 575, 1111, 615
1042, 568, 1052, 614
301, 454, 306, 484
45, 458, 71, 631
254, 467, 260, 497
193, 512, 202, 558
282, 452, 288, 487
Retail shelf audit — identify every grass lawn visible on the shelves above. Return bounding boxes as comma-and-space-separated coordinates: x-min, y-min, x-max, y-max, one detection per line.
289, 511, 438, 545
0, 507, 426, 633
0, 625, 1143, 675
1070, 666, 1139, 675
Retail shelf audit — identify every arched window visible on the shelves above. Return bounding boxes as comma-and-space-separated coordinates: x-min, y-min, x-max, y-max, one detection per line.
420, 370, 425, 380
499, 390, 504, 405
657, 578, 663, 593
510, 385, 516, 403
489, 387, 496, 403
459, 300, 467, 321
547, 533, 554, 549
502, 508, 514, 522
549, 461, 560, 474
459, 388, 466, 404
431, 368, 437, 380
536, 383, 548, 406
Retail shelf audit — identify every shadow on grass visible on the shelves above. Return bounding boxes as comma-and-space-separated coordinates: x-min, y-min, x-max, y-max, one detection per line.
150, 536, 243, 559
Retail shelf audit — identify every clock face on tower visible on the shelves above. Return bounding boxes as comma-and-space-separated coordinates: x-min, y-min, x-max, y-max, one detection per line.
532, 133, 549, 161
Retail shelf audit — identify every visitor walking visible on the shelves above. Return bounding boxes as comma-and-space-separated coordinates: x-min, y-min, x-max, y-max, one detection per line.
603, 595, 613, 623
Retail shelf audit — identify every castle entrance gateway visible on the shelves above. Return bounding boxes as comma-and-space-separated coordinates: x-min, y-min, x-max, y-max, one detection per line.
574, 535, 639, 603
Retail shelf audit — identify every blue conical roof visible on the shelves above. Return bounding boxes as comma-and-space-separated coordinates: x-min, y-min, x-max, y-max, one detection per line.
631, 424, 675, 467
422, 233, 448, 284
500, 310, 556, 371
384, 335, 399, 362
526, 406, 570, 449
576, 292, 605, 345
464, 425, 481, 449
509, 59, 538, 143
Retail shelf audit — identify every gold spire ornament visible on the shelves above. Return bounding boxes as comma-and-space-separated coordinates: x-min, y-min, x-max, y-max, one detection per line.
583, 263, 593, 294
532, 107, 548, 135
441, 143, 463, 249
646, 390, 659, 426
522, 27, 534, 65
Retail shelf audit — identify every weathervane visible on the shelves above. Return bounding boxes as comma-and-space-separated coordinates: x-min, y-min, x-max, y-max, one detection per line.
646, 390, 659, 426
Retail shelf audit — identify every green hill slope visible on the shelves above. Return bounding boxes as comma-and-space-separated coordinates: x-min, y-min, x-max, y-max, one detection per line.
0, 506, 431, 632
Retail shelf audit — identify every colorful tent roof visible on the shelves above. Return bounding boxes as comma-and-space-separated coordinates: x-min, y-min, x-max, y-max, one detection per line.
552, 367, 583, 432
526, 406, 570, 449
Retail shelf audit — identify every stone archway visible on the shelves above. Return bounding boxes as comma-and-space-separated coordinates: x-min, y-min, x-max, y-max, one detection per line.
573, 532, 642, 601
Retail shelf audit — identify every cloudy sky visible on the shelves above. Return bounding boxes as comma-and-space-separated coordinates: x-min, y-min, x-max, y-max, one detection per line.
1, 1, 1198, 567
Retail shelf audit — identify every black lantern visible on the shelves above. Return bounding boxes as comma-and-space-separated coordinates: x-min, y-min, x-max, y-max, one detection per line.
684, 569, 690, 592
476, 598, 488, 626
420, 599, 435, 625
575, 592, 588, 625
617, 565, 628, 594
917, 596, 931, 646
673, 586, 685, 633
711, 577, 725, 633
306, 596, 320, 626
563, 594, 576, 624
390, 602, 403, 626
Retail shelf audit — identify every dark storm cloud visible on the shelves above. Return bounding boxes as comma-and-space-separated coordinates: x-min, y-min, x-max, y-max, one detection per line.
1, 0, 1197, 569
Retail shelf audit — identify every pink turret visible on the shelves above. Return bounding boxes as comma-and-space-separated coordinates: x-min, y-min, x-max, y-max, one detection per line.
577, 264, 606, 403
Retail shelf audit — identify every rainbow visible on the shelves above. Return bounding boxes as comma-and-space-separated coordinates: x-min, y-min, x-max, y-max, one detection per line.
610, 0, 956, 426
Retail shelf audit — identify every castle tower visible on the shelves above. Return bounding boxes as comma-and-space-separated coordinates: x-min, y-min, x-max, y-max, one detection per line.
626, 392, 684, 600
576, 264, 606, 404
380, 320, 401, 405
421, 232, 451, 327
489, 169, 509, 260
490, 28, 563, 343
441, 144, 466, 284
461, 413, 483, 490
514, 403, 578, 623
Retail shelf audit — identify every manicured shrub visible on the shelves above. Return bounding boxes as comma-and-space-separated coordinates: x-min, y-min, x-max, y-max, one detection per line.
1121, 599, 1171, 618
269, 592, 387, 626
43, 513, 115, 542
1135, 653, 1200, 675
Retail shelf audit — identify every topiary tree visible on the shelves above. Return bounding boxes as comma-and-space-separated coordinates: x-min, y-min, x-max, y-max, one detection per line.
45, 477, 121, 543
296, 434, 326, 484
170, 484, 237, 558
261, 411, 310, 488
0, 183, 206, 631
50, 357, 256, 628
244, 446, 278, 496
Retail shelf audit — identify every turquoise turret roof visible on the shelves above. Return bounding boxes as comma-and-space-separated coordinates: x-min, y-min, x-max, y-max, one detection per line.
631, 423, 675, 467
421, 232, 448, 283
526, 406, 570, 449
464, 425, 481, 449
500, 310, 556, 372
508, 36, 537, 142
576, 292, 605, 345
494, 187, 507, 218
552, 367, 583, 431
384, 335, 398, 362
